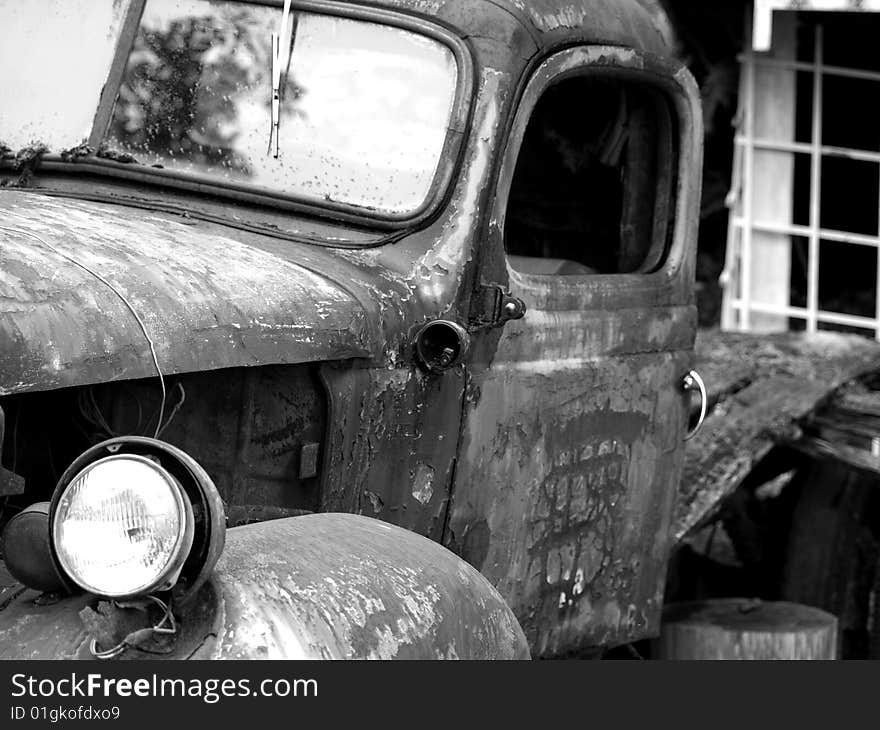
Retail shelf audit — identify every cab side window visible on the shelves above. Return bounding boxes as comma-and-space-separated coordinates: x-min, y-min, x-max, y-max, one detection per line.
505, 76, 677, 276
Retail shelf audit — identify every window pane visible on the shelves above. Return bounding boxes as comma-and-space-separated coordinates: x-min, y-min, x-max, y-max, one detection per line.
105, 0, 459, 215
820, 12, 880, 73
789, 234, 810, 310
820, 157, 879, 237
822, 75, 880, 152
505, 77, 675, 276
818, 239, 877, 319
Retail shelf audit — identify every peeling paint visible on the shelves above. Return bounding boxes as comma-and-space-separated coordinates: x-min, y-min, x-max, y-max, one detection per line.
202, 515, 529, 659
444, 37, 701, 655
0, 192, 375, 395
411, 462, 436, 505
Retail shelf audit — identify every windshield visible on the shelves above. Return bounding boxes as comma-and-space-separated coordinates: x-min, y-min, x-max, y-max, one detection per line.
1, 0, 461, 217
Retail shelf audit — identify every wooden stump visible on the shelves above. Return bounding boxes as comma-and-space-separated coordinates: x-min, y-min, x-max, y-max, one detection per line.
653, 599, 838, 660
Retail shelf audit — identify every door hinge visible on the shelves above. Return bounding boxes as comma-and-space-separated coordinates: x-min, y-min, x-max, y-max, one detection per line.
468, 283, 526, 330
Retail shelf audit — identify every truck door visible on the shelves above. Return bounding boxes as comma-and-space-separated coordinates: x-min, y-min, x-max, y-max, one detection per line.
445, 47, 704, 655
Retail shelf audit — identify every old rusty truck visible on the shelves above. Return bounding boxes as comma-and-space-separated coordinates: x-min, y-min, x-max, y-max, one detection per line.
0, 0, 742, 660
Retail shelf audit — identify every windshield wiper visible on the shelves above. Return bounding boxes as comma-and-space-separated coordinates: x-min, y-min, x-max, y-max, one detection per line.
268, 0, 296, 159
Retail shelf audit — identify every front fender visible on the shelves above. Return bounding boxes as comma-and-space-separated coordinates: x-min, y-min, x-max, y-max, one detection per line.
0, 514, 529, 660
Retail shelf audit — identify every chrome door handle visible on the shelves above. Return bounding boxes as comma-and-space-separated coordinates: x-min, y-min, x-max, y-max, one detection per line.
682, 369, 707, 441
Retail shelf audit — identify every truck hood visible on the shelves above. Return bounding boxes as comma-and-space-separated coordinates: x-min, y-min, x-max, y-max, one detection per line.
0, 191, 374, 395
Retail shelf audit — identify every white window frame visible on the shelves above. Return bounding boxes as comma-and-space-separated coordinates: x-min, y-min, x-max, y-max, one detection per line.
723, 18, 880, 340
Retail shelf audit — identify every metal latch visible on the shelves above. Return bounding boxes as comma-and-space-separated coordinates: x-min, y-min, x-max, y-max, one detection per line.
469, 284, 526, 330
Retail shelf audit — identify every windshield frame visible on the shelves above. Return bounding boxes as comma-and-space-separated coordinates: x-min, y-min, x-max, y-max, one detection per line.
42, 0, 475, 231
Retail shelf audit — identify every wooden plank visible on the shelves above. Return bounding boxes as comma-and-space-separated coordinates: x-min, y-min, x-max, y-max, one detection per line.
837, 391, 880, 418
676, 330, 880, 541
677, 374, 827, 541
790, 435, 880, 476
808, 414, 880, 441
794, 376, 880, 472
690, 333, 758, 409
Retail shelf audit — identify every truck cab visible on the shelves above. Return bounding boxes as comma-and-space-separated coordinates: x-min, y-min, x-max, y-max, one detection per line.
0, 0, 703, 659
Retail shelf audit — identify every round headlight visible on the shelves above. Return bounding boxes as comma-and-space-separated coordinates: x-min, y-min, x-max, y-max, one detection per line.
52, 454, 194, 598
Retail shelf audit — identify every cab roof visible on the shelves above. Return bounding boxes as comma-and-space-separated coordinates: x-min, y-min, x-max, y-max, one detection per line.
365, 0, 672, 57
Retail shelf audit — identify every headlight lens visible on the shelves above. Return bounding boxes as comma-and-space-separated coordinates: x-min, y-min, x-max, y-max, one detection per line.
52, 454, 193, 598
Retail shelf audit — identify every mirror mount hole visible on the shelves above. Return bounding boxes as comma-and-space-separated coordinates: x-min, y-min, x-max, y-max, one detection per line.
413, 320, 470, 373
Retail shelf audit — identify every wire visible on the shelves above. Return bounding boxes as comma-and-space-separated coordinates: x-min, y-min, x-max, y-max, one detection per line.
0, 223, 166, 438
77, 388, 119, 440
88, 389, 116, 437
90, 594, 177, 659
157, 382, 186, 438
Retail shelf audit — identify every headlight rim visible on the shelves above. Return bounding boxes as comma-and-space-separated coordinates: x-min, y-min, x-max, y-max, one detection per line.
49, 437, 225, 604
50, 452, 195, 600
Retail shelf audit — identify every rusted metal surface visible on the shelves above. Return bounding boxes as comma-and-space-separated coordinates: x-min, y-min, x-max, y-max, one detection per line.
0, 515, 530, 660
0, 558, 93, 660
375, 0, 669, 55
89, 366, 329, 514
319, 365, 464, 541
506, 0, 669, 53
0, 191, 376, 396
312, 63, 518, 541
0, 557, 221, 660
443, 43, 703, 656
447, 312, 695, 655
201, 514, 529, 659
677, 330, 880, 541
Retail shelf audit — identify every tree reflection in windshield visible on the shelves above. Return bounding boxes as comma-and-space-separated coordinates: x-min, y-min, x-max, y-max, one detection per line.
108, 4, 290, 178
